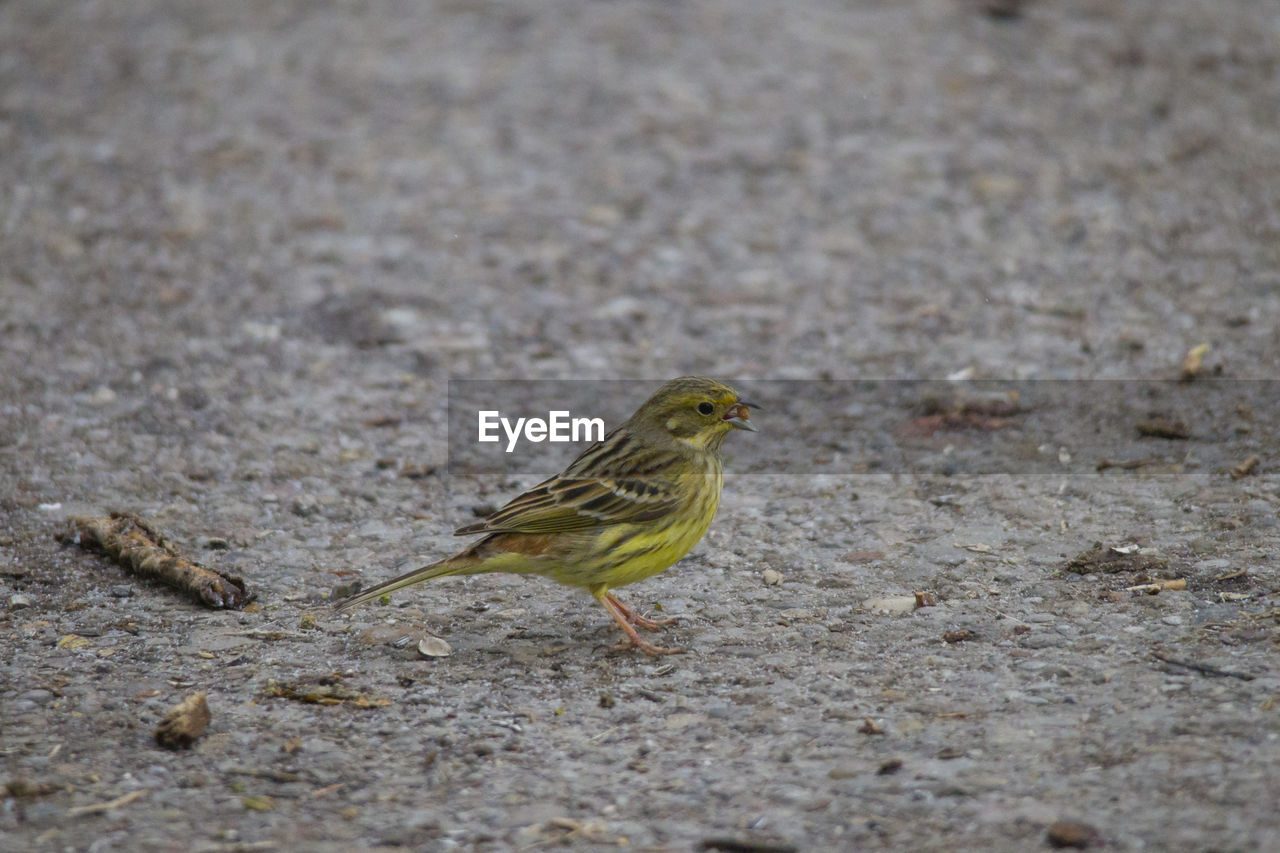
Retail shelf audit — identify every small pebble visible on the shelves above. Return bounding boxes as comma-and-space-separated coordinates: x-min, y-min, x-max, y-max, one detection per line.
417, 636, 453, 658
1046, 820, 1102, 849
89, 386, 117, 406
9, 594, 32, 611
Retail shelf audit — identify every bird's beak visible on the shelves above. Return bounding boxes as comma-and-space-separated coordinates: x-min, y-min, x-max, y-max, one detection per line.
723, 401, 759, 432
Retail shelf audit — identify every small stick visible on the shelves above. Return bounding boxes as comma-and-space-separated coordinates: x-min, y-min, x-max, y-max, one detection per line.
309, 782, 346, 798
68, 789, 146, 816
1152, 649, 1255, 681
1230, 455, 1260, 479
1124, 579, 1187, 594
68, 512, 252, 608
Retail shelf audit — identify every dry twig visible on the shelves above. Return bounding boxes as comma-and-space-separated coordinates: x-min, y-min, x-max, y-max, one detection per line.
68, 789, 146, 816
68, 512, 251, 608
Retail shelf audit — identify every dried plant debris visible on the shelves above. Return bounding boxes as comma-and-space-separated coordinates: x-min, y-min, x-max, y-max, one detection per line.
154, 691, 211, 749
1135, 417, 1190, 440
67, 513, 252, 608
1064, 543, 1169, 576
1180, 342, 1210, 381
1124, 579, 1187, 594
262, 674, 390, 708
68, 789, 146, 817
1230, 454, 1260, 479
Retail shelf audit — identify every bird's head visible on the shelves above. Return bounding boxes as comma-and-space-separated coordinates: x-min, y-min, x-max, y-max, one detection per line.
627, 376, 758, 451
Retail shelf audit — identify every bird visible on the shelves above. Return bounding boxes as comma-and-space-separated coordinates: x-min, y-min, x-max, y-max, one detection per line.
333, 376, 757, 655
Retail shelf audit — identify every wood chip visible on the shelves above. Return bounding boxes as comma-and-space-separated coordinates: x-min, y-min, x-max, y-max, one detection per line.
154, 691, 211, 749
1179, 342, 1210, 381
954, 542, 994, 553
67, 513, 252, 608
1135, 417, 1189, 440
914, 591, 938, 608
862, 595, 919, 614
1124, 578, 1186, 594
1230, 454, 1260, 479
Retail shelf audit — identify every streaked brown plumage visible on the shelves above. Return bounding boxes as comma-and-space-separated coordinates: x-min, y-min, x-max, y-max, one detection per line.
333, 376, 756, 655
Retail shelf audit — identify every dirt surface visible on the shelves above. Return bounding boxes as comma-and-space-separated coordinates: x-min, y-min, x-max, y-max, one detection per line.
3, 1, 1279, 850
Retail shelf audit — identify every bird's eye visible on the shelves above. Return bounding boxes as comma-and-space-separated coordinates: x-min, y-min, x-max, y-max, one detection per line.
697, 402, 714, 416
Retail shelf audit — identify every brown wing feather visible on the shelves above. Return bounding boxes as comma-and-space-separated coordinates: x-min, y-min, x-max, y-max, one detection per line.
453, 427, 684, 536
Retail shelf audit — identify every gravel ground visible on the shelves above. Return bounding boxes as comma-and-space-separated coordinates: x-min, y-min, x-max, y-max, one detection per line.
3, 1, 1279, 850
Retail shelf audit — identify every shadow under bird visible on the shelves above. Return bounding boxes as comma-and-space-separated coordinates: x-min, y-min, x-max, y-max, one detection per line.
333, 376, 757, 655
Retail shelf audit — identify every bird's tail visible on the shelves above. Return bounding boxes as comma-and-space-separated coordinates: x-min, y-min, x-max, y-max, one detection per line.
332, 554, 477, 612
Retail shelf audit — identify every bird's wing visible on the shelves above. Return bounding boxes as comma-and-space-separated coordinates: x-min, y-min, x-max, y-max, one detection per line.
453, 475, 681, 535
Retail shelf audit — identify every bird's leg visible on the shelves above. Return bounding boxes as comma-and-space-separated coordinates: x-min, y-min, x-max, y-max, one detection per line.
594, 589, 684, 656
605, 592, 676, 631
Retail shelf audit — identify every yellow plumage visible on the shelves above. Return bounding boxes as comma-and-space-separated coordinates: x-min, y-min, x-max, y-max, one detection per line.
333, 376, 756, 655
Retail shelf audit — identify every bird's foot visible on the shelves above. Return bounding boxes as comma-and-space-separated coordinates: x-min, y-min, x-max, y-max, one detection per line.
610, 636, 686, 656
605, 593, 676, 632
598, 591, 685, 654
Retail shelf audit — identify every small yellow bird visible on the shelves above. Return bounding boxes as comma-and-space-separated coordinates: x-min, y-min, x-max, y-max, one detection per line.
334, 376, 757, 655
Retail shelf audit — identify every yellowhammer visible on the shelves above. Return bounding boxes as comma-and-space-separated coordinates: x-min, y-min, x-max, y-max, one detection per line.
334, 376, 757, 655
